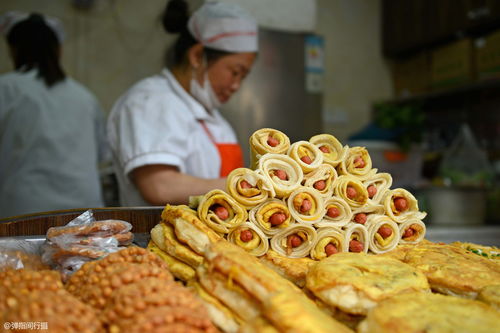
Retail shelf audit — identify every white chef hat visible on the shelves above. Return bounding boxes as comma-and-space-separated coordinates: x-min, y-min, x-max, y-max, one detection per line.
187, 1, 258, 53
0, 11, 65, 43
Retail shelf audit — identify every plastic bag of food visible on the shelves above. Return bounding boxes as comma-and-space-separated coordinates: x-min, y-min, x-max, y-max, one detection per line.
0, 239, 48, 271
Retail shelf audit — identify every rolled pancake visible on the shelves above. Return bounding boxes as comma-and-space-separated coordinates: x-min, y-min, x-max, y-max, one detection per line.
403, 242, 500, 298
351, 204, 385, 226
362, 171, 392, 205
161, 204, 221, 255
197, 189, 248, 234
309, 134, 345, 167
310, 227, 346, 260
287, 140, 324, 174
226, 168, 275, 209
342, 223, 369, 254
306, 253, 430, 315
337, 146, 373, 178
382, 188, 427, 223
249, 198, 293, 236
258, 153, 304, 198
187, 280, 242, 333
302, 163, 337, 198
228, 222, 269, 257
287, 187, 325, 224
358, 292, 500, 333
147, 240, 196, 282
317, 197, 352, 228
398, 218, 426, 244
270, 224, 317, 258
259, 249, 316, 288
334, 175, 369, 209
204, 240, 353, 333
249, 128, 290, 170
150, 223, 204, 268
366, 215, 400, 254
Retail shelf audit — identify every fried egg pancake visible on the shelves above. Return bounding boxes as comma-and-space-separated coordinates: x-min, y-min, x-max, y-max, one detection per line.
259, 249, 316, 287
477, 284, 500, 310
306, 253, 430, 315
403, 242, 500, 298
358, 292, 500, 333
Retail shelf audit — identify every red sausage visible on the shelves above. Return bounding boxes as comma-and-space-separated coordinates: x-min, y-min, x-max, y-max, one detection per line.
319, 145, 330, 153
377, 226, 393, 238
239, 230, 253, 242
367, 185, 377, 198
288, 234, 303, 248
325, 243, 338, 256
300, 199, 312, 213
349, 239, 364, 252
354, 213, 367, 224
394, 197, 408, 212
300, 155, 313, 164
327, 206, 340, 218
274, 169, 288, 181
313, 180, 326, 191
354, 156, 366, 168
403, 228, 414, 238
267, 136, 279, 147
240, 180, 253, 189
212, 205, 229, 220
346, 186, 357, 199
269, 212, 286, 226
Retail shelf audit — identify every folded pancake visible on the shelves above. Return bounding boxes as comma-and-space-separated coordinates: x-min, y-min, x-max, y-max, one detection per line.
249, 198, 293, 236
197, 264, 262, 321
161, 204, 221, 255
477, 284, 500, 310
287, 140, 324, 174
337, 146, 373, 178
187, 280, 242, 333
237, 317, 279, 333
150, 223, 204, 268
259, 249, 316, 288
197, 189, 248, 234
450, 241, 500, 260
358, 292, 500, 333
317, 197, 352, 228
287, 187, 325, 224
342, 223, 369, 254
398, 218, 426, 244
249, 128, 290, 170
302, 163, 337, 198
258, 153, 304, 198
310, 227, 346, 260
147, 240, 196, 282
306, 253, 430, 315
334, 175, 369, 209
204, 240, 353, 333
226, 168, 275, 210
366, 215, 400, 254
309, 134, 346, 167
403, 242, 500, 298
227, 222, 269, 257
350, 204, 385, 226
382, 188, 427, 223
270, 224, 317, 258
362, 171, 393, 204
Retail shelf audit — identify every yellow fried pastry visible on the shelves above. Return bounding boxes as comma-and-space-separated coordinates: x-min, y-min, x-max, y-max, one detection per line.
259, 249, 316, 287
477, 284, 500, 310
306, 253, 430, 315
358, 292, 500, 333
147, 240, 196, 281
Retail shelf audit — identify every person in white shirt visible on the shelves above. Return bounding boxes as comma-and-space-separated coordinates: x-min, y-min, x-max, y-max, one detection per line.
0, 12, 107, 218
108, 0, 258, 206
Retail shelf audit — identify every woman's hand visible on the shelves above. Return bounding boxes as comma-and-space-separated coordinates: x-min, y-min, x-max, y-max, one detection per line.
131, 164, 226, 205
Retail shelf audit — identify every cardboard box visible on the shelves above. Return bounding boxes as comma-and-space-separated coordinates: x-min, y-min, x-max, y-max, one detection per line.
392, 52, 430, 98
431, 38, 474, 90
475, 29, 500, 80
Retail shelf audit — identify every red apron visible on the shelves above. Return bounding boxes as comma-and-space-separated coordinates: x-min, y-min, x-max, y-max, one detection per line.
199, 120, 244, 177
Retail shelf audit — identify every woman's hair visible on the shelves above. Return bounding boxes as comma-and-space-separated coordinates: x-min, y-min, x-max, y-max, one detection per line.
7, 13, 66, 87
162, 0, 230, 68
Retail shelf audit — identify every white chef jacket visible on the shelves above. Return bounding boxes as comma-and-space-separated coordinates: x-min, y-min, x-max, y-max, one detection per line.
0, 70, 106, 219
107, 68, 238, 206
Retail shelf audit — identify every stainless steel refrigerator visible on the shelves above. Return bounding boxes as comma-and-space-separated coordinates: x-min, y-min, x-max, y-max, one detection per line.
220, 28, 324, 167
